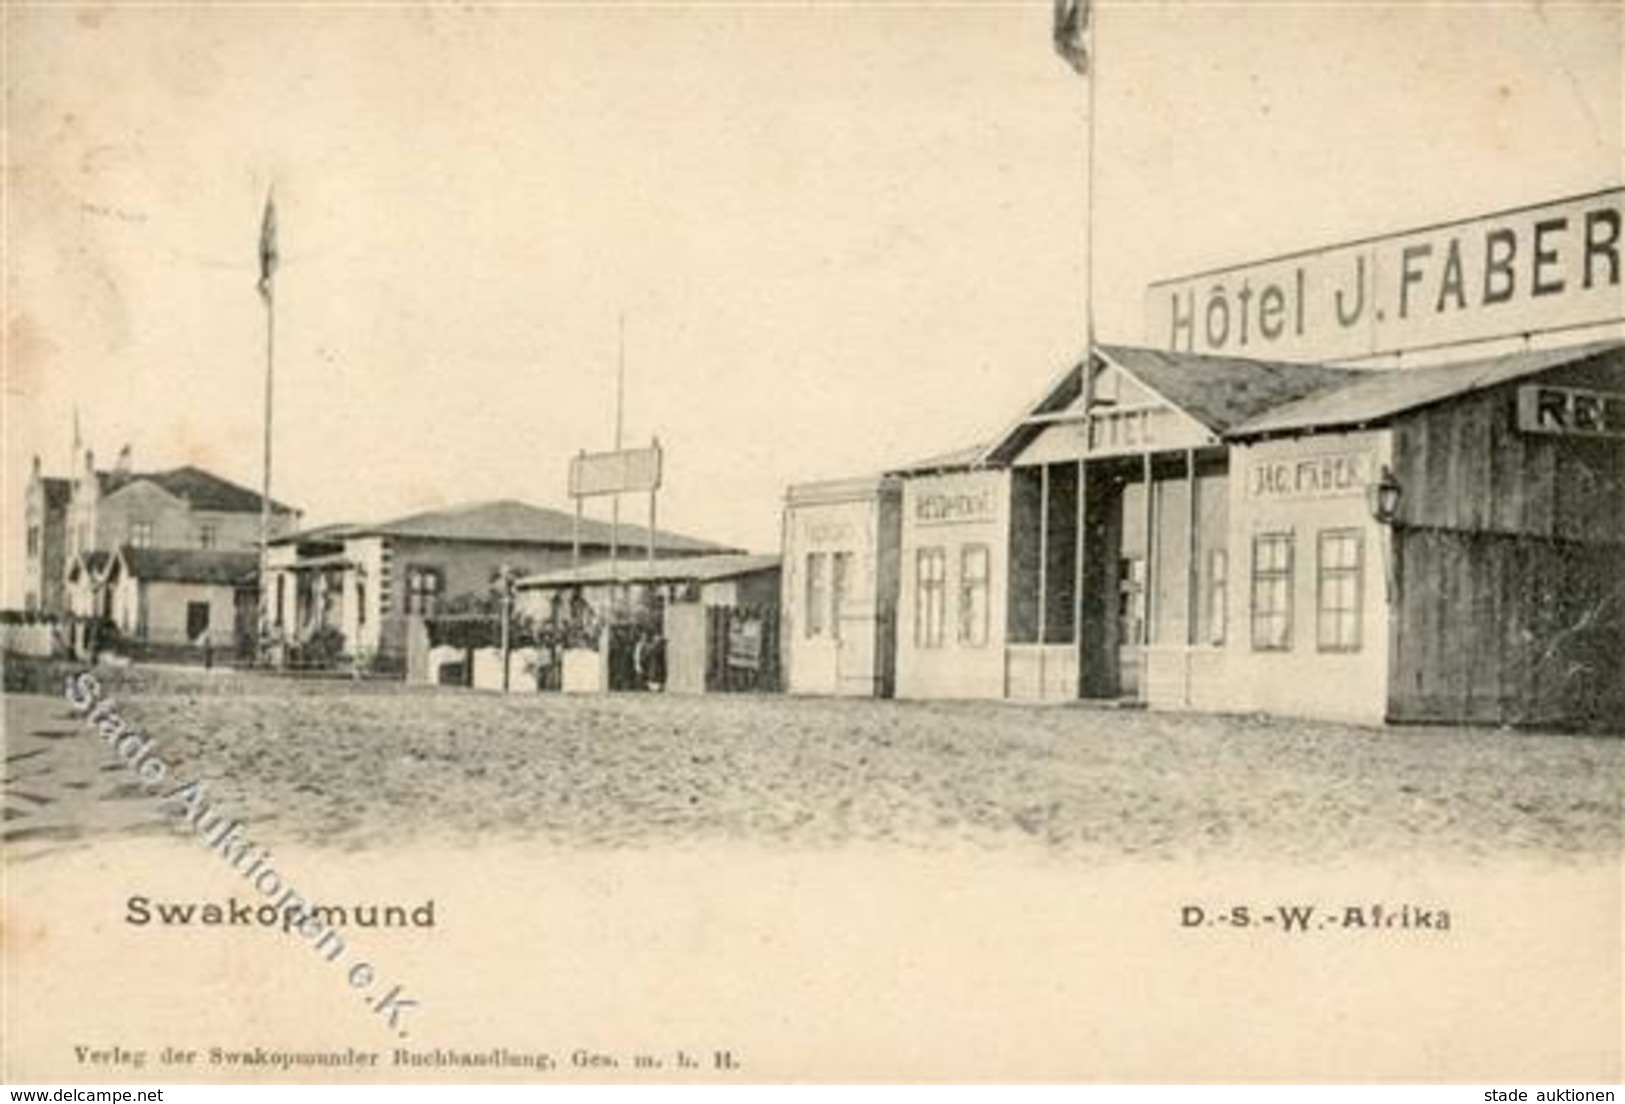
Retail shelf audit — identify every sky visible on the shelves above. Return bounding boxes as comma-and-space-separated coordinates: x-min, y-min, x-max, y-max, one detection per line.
4, 0, 1621, 603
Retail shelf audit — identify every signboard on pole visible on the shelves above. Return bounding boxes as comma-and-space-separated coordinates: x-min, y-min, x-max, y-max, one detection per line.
1144, 188, 1625, 364
569, 445, 663, 498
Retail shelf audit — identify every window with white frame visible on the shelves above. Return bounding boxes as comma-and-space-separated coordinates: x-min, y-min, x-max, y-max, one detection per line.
829, 551, 851, 642
404, 565, 444, 615
128, 520, 154, 548
1207, 548, 1228, 646
1250, 533, 1294, 652
915, 547, 946, 649
1316, 529, 1364, 652
958, 544, 990, 647
804, 552, 827, 638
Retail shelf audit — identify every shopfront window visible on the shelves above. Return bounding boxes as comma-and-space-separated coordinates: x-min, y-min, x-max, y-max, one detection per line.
1250, 533, 1294, 651
805, 552, 827, 638
1316, 530, 1364, 652
916, 547, 946, 649
959, 544, 990, 647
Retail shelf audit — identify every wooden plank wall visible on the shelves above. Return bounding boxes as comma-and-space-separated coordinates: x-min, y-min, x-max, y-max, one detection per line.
1390, 362, 1625, 544
1389, 530, 1625, 726
1388, 359, 1625, 727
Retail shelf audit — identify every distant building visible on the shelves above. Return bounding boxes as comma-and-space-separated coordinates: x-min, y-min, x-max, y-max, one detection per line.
780, 473, 903, 699
24, 442, 299, 658
22, 458, 71, 612
516, 551, 781, 694
97, 547, 261, 653
266, 498, 738, 668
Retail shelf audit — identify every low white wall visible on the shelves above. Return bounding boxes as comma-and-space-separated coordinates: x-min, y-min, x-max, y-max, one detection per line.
1, 622, 61, 657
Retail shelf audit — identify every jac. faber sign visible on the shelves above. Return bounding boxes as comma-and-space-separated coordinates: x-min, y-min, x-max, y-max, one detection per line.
1146, 189, 1624, 364
1517, 384, 1625, 440
1247, 450, 1374, 501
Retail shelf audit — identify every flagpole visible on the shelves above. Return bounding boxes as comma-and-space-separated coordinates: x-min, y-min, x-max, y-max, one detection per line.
1052, 0, 1097, 411
256, 190, 278, 663
258, 262, 275, 654
1082, 1, 1098, 415
610, 312, 625, 590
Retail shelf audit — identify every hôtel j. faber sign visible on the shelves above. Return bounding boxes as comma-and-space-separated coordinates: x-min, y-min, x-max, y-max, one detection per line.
1145, 188, 1623, 364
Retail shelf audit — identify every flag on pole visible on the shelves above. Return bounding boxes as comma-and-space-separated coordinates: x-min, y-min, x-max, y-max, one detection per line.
1053, 0, 1091, 76
257, 190, 278, 302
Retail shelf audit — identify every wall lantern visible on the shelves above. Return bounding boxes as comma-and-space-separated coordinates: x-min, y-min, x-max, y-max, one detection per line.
1368, 465, 1403, 525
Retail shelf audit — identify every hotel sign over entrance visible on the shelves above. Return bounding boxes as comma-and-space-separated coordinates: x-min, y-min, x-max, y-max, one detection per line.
1145, 189, 1625, 364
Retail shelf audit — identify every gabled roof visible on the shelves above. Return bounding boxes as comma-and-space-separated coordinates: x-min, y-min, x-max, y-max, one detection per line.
1097, 345, 1368, 434
1227, 339, 1625, 439
112, 546, 259, 586
274, 499, 734, 554
101, 466, 295, 515
66, 550, 112, 582
517, 552, 781, 590
980, 345, 1367, 466
977, 357, 1087, 467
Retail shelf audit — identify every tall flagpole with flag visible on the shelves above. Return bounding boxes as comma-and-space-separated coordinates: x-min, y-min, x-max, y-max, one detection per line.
1053, 0, 1095, 409
1055, 0, 1096, 692
256, 189, 279, 659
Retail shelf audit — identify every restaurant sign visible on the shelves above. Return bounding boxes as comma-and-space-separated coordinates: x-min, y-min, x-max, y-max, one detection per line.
1247, 450, 1374, 501
1146, 189, 1624, 363
914, 486, 998, 526
1517, 384, 1625, 440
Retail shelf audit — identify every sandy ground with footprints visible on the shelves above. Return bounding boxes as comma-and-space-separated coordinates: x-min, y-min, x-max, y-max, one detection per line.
5, 662, 1619, 864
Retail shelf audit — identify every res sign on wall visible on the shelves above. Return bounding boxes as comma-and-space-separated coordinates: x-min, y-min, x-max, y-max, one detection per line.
1517, 385, 1625, 440
1145, 189, 1624, 364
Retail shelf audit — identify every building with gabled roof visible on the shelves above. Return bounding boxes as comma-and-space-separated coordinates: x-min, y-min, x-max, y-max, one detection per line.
26, 443, 301, 662
781, 338, 1625, 728
265, 498, 740, 670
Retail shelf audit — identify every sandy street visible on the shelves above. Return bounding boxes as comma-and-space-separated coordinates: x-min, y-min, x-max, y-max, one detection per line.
5, 666, 1619, 863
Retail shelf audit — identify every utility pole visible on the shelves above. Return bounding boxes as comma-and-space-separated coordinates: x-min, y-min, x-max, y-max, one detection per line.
611, 312, 626, 604
498, 564, 514, 693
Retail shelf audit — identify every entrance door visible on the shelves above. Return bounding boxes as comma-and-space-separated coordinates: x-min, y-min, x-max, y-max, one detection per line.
1116, 554, 1146, 698
186, 600, 211, 642
1078, 462, 1129, 699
